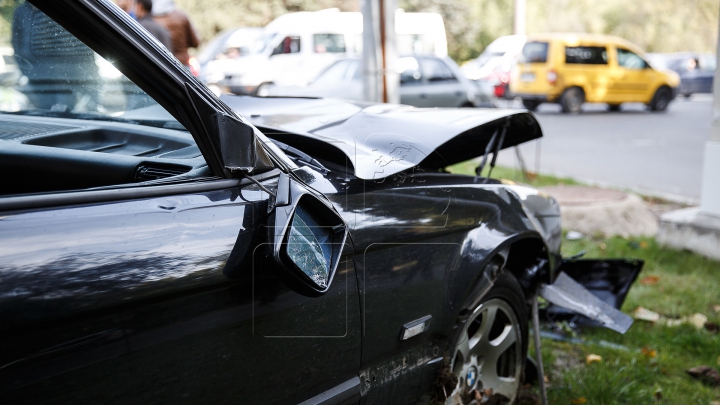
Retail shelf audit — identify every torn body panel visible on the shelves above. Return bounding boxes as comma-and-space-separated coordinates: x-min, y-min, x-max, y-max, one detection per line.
540, 259, 644, 333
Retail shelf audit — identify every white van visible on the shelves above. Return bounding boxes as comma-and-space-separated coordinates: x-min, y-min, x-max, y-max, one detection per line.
201, 9, 448, 95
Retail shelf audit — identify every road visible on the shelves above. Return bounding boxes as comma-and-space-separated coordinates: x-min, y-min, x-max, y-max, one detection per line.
495, 95, 713, 202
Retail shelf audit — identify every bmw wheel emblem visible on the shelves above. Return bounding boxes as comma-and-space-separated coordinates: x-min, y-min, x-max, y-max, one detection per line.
466, 366, 477, 388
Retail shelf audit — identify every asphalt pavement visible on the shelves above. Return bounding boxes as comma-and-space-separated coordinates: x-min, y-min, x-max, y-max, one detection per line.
495, 95, 713, 202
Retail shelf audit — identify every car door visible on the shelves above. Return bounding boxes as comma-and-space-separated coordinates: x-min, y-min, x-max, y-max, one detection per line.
398, 56, 427, 106
563, 44, 610, 102
614, 47, 653, 101
0, 179, 360, 405
0, 1, 361, 403
697, 55, 716, 93
681, 56, 714, 95
419, 57, 468, 107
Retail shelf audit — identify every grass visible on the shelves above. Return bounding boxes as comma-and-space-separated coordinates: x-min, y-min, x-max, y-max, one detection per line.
448, 162, 720, 404
446, 160, 581, 188
542, 234, 720, 405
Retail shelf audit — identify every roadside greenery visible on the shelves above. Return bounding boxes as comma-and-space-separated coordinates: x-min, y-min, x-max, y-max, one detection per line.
446, 159, 581, 188
2, 0, 718, 60
449, 162, 720, 404
168, 0, 719, 65
544, 234, 720, 405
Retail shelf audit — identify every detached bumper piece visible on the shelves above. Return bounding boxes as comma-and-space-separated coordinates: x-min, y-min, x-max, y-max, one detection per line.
538, 259, 644, 334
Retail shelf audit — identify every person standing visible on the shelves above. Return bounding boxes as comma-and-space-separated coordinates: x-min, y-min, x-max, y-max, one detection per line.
151, 0, 200, 68
115, 0, 137, 18
135, 0, 173, 52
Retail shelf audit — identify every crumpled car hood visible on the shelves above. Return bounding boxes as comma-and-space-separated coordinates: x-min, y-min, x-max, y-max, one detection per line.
221, 95, 542, 180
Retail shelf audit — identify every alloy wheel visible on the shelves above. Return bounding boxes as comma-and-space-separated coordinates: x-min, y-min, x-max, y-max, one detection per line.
445, 298, 522, 405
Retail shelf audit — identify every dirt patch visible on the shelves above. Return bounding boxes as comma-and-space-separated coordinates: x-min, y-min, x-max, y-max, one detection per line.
548, 347, 584, 383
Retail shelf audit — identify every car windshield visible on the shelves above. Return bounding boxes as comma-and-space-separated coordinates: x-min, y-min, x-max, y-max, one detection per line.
0, 1, 184, 130
313, 59, 359, 86
250, 32, 277, 54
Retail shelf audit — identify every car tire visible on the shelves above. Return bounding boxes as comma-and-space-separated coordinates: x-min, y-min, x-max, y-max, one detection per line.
608, 103, 621, 112
649, 86, 672, 112
445, 271, 528, 405
522, 99, 540, 111
256, 83, 272, 97
560, 87, 584, 114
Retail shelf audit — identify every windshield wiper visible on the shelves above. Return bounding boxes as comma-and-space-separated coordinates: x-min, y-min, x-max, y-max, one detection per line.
270, 139, 330, 174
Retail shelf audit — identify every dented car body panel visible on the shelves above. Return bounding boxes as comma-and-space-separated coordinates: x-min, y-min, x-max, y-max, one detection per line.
0, 1, 640, 404
221, 95, 542, 179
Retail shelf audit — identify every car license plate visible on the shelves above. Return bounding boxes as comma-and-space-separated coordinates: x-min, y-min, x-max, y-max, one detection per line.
521, 73, 535, 82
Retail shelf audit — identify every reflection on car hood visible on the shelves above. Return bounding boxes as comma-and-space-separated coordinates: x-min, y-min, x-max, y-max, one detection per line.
221, 95, 542, 180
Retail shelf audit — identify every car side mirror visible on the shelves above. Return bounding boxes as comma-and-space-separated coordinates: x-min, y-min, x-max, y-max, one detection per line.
186, 86, 275, 176
268, 173, 348, 296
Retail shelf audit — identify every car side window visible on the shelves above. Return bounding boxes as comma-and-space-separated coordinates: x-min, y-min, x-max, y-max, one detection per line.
313, 34, 346, 53
565, 46, 608, 65
272, 36, 301, 55
521, 41, 549, 63
422, 58, 458, 83
397, 56, 422, 86
617, 48, 649, 69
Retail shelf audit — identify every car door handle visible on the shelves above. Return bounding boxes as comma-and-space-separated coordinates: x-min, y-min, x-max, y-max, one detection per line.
419, 93, 427, 98
455, 91, 463, 96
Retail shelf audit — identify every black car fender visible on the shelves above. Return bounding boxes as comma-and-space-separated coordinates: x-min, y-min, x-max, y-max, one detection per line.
443, 183, 557, 313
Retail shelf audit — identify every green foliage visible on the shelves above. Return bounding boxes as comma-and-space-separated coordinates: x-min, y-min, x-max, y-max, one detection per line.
0, 0, 20, 46
526, 0, 720, 55
174, 0, 357, 43
445, 160, 581, 188
175, 0, 719, 63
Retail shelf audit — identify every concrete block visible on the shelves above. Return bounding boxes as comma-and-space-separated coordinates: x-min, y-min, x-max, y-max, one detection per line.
657, 207, 720, 260
542, 186, 658, 238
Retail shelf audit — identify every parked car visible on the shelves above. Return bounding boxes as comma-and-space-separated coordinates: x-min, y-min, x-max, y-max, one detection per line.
461, 35, 527, 100
510, 33, 680, 113
202, 9, 448, 96
646, 52, 715, 97
0, 1, 641, 404
461, 35, 526, 81
266, 55, 494, 107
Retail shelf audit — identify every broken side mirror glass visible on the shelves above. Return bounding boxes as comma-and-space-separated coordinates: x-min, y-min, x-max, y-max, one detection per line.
268, 173, 348, 296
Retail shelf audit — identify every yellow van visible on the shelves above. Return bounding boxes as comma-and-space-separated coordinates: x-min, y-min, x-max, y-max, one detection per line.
510, 33, 680, 113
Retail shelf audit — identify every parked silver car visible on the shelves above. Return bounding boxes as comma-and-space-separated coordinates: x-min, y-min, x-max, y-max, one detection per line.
266, 55, 494, 107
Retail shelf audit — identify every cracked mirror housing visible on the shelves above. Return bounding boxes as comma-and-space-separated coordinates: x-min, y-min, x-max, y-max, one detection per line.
285, 204, 335, 288
270, 178, 348, 296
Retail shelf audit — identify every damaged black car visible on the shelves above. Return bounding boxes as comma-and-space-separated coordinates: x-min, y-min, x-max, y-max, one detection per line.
0, 1, 642, 404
